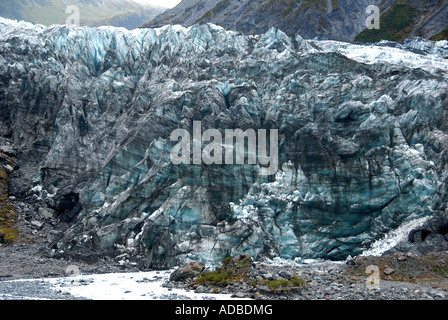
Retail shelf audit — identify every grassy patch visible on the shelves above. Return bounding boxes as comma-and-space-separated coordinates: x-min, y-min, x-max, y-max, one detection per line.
196, 255, 252, 285
0, 201, 18, 243
267, 275, 306, 291
196, 268, 234, 285
199, 0, 231, 23
430, 27, 448, 41
0, 168, 17, 244
354, 3, 418, 43
195, 255, 307, 293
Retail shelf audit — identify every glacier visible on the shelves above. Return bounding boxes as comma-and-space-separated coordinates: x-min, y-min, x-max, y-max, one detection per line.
1, 18, 448, 269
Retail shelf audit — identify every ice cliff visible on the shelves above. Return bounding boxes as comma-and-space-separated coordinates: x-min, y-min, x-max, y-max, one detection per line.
1, 18, 448, 268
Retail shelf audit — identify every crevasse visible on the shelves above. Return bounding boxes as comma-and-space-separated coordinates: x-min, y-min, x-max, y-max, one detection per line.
0, 18, 447, 268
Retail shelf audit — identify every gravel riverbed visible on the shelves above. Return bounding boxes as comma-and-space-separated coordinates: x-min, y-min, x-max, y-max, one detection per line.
164, 254, 448, 301
2, 241, 448, 300
1, 198, 447, 301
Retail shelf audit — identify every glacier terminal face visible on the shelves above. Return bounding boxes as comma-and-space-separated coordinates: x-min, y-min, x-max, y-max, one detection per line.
1, 18, 448, 268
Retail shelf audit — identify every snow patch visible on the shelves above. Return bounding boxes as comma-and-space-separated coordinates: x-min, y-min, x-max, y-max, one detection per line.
316, 40, 448, 74
361, 216, 431, 257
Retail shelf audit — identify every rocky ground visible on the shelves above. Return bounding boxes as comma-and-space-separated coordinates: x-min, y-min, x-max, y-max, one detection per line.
0, 187, 448, 300
163, 253, 448, 301
0, 194, 143, 279
0, 191, 447, 300
0, 191, 143, 299
1, 149, 448, 300
1, 209, 448, 300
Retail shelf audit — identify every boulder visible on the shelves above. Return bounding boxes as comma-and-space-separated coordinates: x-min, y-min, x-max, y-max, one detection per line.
384, 267, 395, 276
169, 262, 206, 282
279, 270, 294, 280
0, 145, 15, 156
47, 192, 82, 222
31, 220, 44, 229
38, 207, 57, 220
389, 216, 448, 255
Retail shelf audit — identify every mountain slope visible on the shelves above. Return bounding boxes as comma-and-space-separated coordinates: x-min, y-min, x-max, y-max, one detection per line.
143, 0, 448, 42
0, 0, 165, 29
431, 27, 448, 41
355, 0, 448, 43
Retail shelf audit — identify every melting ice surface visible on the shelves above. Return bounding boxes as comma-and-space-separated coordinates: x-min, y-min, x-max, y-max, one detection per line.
45, 270, 243, 300
315, 40, 448, 73
360, 216, 431, 257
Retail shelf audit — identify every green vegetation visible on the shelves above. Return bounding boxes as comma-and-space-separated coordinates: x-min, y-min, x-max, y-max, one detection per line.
302, 0, 327, 10
430, 27, 448, 41
196, 268, 235, 284
261, 0, 331, 15
267, 275, 307, 292
195, 255, 307, 292
196, 255, 252, 285
354, 3, 418, 43
332, 0, 339, 10
0, 168, 17, 244
319, 16, 328, 29
199, 0, 231, 23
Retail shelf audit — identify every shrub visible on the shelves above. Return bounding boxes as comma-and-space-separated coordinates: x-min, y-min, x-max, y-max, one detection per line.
430, 27, 448, 41
267, 275, 306, 291
196, 255, 252, 285
354, 3, 418, 43
0, 168, 18, 244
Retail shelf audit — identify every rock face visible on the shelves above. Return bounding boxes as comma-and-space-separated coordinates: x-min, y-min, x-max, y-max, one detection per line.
144, 0, 379, 41
143, 0, 448, 42
1, 18, 448, 268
